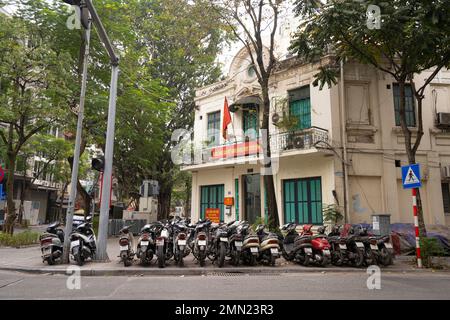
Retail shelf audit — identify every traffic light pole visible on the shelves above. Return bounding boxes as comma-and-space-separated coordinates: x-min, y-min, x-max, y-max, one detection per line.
95, 65, 119, 261
62, 19, 91, 264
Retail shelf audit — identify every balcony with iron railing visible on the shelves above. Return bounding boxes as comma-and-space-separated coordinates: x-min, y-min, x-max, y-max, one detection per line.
182, 127, 329, 169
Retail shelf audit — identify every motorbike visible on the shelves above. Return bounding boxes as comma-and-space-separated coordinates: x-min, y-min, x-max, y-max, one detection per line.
208, 222, 229, 268
375, 235, 395, 266
342, 226, 366, 267
240, 222, 260, 266
301, 225, 331, 267
279, 223, 313, 266
355, 225, 377, 266
70, 216, 96, 266
255, 224, 280, 266
118, 225, 134, 267
172, 221, 190, 267
136, 223, 157, 266
190, 219, 211, 267
226, 221, 243, 266
154, 221, 171, 268
39, 222, 65, 265
327, 225, 347, 266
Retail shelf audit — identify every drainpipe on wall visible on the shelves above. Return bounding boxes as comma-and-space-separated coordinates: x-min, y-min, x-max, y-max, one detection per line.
339, 59, 350, 223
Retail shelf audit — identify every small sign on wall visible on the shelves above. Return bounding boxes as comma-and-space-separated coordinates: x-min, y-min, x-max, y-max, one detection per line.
205, 208, 220, 223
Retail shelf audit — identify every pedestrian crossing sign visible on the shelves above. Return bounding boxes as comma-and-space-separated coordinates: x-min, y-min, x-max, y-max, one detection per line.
401, 164, 421, 189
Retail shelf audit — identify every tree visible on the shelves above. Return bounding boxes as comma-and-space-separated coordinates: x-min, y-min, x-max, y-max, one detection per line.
290, 0, 450, 237
210, 0, 286, 228
135, 0, 232, 219
16, 134, 72, 224
0, 10, 72, 234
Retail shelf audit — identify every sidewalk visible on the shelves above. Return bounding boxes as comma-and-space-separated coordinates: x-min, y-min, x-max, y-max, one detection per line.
0, 237, 448, 276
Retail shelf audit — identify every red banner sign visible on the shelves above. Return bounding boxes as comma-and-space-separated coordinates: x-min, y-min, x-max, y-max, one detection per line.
205, 208, 221, 223
0, 165, 4, 183
211, 140, 261, 160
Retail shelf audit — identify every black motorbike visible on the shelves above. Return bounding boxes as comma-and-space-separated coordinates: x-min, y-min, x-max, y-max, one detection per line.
172, 221, 190, 267
279, 223, 313, 266
136, 223, 157, 266
208, 223, 229, 268
70, 217, 96, 266
227, 221, 244, 266
327, 225, 347, 266
39, 222, 65, 265
118, 225, 134, 267
189, 219, 211, 267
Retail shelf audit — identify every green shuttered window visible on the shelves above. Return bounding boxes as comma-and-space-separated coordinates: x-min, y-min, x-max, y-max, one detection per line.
200, 184, 224, 222
283, 177, 322, 225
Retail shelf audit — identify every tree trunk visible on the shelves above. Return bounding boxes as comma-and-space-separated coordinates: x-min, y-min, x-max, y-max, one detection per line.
398, 80, 427, 238
260, 85, 279, 228
5, 148, 16, 235
158, 181, 172, 220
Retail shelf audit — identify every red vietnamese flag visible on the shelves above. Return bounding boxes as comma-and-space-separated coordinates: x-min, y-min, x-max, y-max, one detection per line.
222, 97, 232, 140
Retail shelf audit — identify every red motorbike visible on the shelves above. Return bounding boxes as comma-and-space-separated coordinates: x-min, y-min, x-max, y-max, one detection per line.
301, 225, 331, 267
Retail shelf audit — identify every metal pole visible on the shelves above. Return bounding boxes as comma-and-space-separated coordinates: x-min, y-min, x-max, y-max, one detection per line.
62, 20, 91, 264
412, 188, 422, 268
95, 64, 119, 261
339, 59, 350, 223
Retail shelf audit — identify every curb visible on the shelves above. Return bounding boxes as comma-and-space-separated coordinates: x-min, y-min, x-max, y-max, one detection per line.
1, 264, 448, 276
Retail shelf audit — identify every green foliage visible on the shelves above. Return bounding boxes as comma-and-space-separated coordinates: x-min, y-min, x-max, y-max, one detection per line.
290, 0, 450, 88
420, 237, 446, 268
0, 231, 40, 247
323, 203, 343, 224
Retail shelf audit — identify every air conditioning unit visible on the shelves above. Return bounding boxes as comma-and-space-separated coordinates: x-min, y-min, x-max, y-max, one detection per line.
437, 112, 450, 128
442, 165, 450, 178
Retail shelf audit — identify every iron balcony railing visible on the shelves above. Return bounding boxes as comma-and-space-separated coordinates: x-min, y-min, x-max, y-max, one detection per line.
196, 127, 329, 164
269, 126, 329, 154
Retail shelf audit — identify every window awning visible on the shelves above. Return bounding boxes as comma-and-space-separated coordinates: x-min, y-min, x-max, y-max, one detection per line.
229, 95, 262, 112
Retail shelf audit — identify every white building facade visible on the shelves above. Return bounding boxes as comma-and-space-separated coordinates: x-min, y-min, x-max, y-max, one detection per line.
182, 46, 450, 228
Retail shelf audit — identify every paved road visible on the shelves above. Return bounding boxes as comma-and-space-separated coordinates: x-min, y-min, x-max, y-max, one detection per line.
0, 270, 449, 300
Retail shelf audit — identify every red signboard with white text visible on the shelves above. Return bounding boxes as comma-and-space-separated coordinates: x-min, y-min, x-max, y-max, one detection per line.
211, 140, 261, 160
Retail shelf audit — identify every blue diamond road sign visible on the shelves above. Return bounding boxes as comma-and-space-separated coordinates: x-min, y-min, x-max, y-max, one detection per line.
401, 164, 422, 189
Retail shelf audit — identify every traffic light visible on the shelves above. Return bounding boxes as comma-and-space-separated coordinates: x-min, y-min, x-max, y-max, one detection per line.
91, 156, 105, 172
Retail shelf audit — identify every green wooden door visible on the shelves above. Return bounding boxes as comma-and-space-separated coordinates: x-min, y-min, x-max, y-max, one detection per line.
200, 184, 224, 221
283, 177, 322, 224
243, 109, 259, 139
290, 99, 311, 130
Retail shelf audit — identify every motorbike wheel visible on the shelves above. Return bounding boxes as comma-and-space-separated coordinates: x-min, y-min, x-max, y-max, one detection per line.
218, 243, 226, 268
199, 251, 206, 267
157, 247, 165, 268
282, 248, 292, 261
178, 252, 184, 267
232, 250, 240, 266
249, 254, 257, 266
140, 252, 148, 266
270, 254, 276, 266
380, 247, 393, 266
354, 250, 364, 268
302, 254, 310, 267
331, 251, 344, 266
124, 258, 132, 267
321, 254, 329, 267
47, 254, 55, 266
75, 248, 84, 267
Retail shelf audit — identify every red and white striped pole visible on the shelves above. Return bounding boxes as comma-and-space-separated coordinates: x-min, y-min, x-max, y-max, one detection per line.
412, 188, 422, 268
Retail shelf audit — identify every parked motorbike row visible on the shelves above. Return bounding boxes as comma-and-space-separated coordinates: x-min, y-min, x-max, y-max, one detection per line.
117, 219, 282, 268
280, 223, 395, 267
39, 217, 394, 269
39, 216, 96, 266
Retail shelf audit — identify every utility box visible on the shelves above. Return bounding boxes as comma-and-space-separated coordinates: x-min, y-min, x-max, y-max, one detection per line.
371, 214, 391, 236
